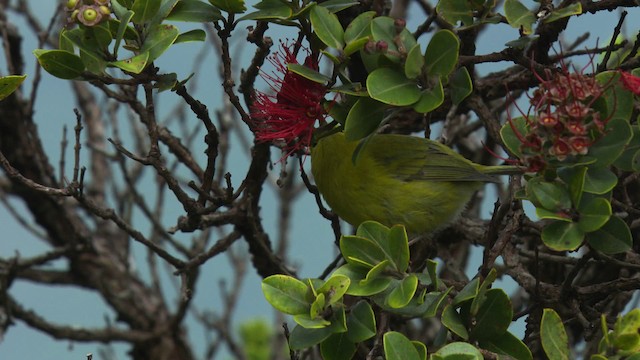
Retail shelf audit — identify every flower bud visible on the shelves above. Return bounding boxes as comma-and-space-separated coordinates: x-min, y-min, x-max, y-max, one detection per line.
78, 5, 102, 26
375, 40, 388, 54
394, 18, 406, 33
66, 0, 79, 10
99, 5, 110, 15
364, 40, 377, 54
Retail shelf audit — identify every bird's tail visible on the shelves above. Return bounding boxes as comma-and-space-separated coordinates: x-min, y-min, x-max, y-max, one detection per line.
480, 165, 523, 176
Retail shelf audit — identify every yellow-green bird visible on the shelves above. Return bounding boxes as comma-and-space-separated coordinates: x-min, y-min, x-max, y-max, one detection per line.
311, 132, 519, 234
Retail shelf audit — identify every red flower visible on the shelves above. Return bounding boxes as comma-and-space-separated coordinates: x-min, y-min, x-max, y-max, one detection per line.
251, 43, 327, 157
569, 136, 590, 155
620, 71, 640, 95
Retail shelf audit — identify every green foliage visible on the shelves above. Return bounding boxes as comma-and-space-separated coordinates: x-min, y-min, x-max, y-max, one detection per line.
541, 309, 570, 360
238, 319, 274, 360
0, 75, 26, 100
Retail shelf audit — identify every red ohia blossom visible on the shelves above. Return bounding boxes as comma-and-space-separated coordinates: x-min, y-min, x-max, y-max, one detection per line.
251, 43, 327, 157
620, 71, 640, 95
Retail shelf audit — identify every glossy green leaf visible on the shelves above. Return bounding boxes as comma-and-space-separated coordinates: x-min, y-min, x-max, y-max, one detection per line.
174, 29, 206, 43
582, 168, 618, 196
434, 342, 483, 359
387, 275, 418, 308
240, 0, 291, 20
450, 66, 472, 105
577, 197, 611, 233
588, 118, 633, 167
500, 116, 527, 158
469, 268, 497, 316
294, 312, 330, 329
344, 11, 375, 44
346, 300, 376, 343
132, 0, 162, 23
209, 0, 246, 13
320, 0, 360, 13
310, 5, 345, 49
344, 97, 386, 141
527, 178, 572, 211
586, 216, 632, 255
535, 207, 572, 222
480, 331, 533, 360
140, 24, 180, 63
442, 304, 469, 339
596, 72, 633, 122
340, 234, 388, 268
0, 75, 26, 100
361, 260, 391, 286
468, 289, 512, 340
367, 68, 421, 105
504, 0, 535, 35
384, 332, 422, 360
333, 263, 392, 296
112, 11, 135, 57
541, 221, 584, 251
453, 277, 479, 306
405, 44, 424, 79
387, 225, 410, 272
261, 274, 311, 315
424, 30, 459, 77
60, 28, 108, 74
155, 72, 178, 91
317, 275, 350, 306
167, 0, 223, 22
436, 0, 474, 26
613, 309, 640, 352
343, 37, 370, 56
543, 2, 582, 23
558, 166, 587, 206
33, 50, 85, 80
287, 63, 330, 84
110, 52, 149, 73
541, 308, 570, 360
289, 309, 347, 350
614, 125, 640, 171
413, 78, 444, 113
412, 341, 427, 360
321, 332, 356, 360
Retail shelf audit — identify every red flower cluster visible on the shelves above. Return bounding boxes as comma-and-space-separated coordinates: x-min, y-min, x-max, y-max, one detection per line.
509, 65, 610, 172
251, 43, 327, 157
620, 71, 640, 95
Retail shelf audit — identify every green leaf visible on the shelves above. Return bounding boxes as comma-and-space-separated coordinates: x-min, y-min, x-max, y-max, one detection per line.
542, 221, 584, 251
367, 68, 421, 105
583, 167, 618, 195
412, 341, 427, 360
333, 263, 392, 296
614, 125, 640, 172
442, 304, 469, 340
361, 260, 392, 286
33, 50, 85, 80
110, 52, 149, 73
384, 332, 422, 360
343, 37, 370, 57
577, 197, 611, 233
317, 275, 350, 306
370, 16, 417, 63
346, 300, 376, 343
387, 225, 410, 272
344, 97, 386, 141
387, 275, 418, 308
504, 0, 536, 35
167, 0, 223, 22
588, 118, 633, 167
287, 63, 330, 84
596, 71, 633, 121
0, 75, 26, 100
140, 24, 180, 63
526, 178, 572, 212
586, 216, 632, 255
174, 29, 207, 43
558, 166, 587, 206
543, 2, 582, 23
453, 277, 479, 306
535, 207, 572, 222
436, 0, 474, 26
340, 234, 388, 268
320, 0, 360, 13
450, 66, 472, 105
541, 308, 570, 360
434, 342, 483, 359
404, 44, 424, 79
413, 78, 444, 113
468, 289, 512, 340
209, 0, 246, 13
60, 28, 108, 74
289, 308, 347, 350
344, 11, 375, 44
321, 333, 356, 360
613, 309, 640, 352
500, 116, 527, 158
112, 11, 135, 57
480, 331, 533, 360
294, 312, 331, 328
132, 0, 162, 23
424, 30, 459, 77
239, 0, 291, 20
261, 275, 311, 315
310, 5, 345, 49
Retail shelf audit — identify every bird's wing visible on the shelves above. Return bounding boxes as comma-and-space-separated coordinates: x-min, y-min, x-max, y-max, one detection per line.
367, 134, 499, 183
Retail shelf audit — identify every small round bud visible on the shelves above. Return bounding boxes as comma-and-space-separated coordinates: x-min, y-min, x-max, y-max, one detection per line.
375, 40, 388, 53
66, 0, 79, 10
364, 40, 377, 54
394, 18, 406, 33
98, 5, 111, 15
71, 9, 80, 20
77, 5, 102, 26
